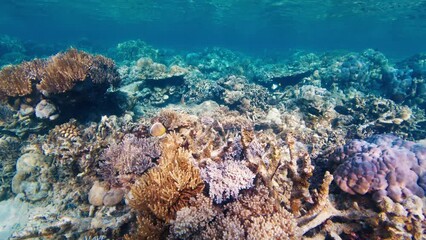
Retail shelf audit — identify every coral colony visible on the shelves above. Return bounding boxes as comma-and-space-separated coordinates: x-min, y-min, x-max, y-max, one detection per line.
1, 39, 426, 239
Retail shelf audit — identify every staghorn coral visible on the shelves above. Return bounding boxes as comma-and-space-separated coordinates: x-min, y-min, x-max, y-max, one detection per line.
333, 134, 426, 202
100, 134, 160, 188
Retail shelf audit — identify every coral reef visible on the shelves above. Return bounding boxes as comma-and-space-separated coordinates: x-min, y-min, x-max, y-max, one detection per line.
4, 43, 426, 239
333, 134, 426, 202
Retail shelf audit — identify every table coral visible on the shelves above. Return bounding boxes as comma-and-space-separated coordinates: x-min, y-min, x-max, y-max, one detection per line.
333, 134, 426, 202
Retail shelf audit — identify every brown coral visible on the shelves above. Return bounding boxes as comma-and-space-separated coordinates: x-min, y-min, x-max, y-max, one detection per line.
42, 120, 84, 165
0, 60, 44, 98
0, 48, 119, 98
128, 134, 204, 227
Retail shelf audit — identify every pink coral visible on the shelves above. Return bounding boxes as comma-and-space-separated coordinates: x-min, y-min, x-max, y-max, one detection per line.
333, 134, 426, 202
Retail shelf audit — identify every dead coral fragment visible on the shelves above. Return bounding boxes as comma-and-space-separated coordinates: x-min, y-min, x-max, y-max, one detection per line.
128, 144, 204, 222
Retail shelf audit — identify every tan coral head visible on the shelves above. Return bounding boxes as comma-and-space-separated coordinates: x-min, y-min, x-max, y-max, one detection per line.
150, 122, 166, 137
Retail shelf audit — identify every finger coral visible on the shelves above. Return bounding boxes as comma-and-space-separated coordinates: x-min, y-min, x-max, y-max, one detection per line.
333, 134, 426, 202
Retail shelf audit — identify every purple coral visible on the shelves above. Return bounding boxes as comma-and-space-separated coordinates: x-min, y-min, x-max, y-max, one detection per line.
333, 134, 426, 202
100, 134, 161, 187
201, 160, 256, 204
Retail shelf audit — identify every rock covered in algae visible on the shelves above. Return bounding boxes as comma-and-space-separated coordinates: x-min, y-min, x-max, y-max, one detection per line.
11, 153, 52, 202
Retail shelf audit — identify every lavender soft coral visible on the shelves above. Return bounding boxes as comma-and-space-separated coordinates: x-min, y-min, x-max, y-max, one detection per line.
333, 134, 426, 202
100, 134, 160, 187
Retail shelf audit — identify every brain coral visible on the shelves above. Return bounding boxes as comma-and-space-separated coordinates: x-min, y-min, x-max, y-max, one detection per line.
333, 134, 426, 202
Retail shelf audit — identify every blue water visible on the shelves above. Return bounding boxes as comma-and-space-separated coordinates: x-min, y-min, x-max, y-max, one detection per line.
1, 0, 426, 58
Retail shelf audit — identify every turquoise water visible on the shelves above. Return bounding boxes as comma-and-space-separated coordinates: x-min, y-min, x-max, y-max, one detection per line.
1, 0, 426, 57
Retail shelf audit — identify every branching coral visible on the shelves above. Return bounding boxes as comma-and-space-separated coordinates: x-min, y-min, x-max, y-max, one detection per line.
200, 159, 255, 204
127, 133, 204, 238
100, 134, 160, 188
169, 194, 219, 239
201, 185, 299, 240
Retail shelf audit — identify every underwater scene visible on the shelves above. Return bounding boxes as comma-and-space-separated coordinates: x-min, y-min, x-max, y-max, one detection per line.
1, 0, 426, 239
